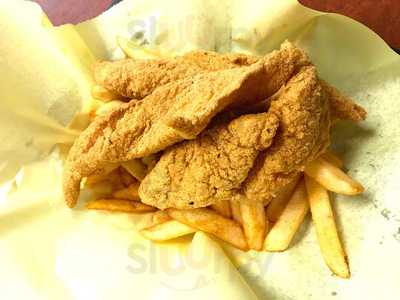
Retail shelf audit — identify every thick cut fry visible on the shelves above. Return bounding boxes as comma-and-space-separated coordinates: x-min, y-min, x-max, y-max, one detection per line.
85, 181, 114, 197
108, 171, 126, 190
151, 210, 172, 225
85, 169, 125, 191
240, 202, 267, 250
136, 210, 172, 231
321, 151, 343, 168
211, 201, 232, 218
119, 168, 136, 187
86, 199, 156, 213
85, 173, 108, 186
112, 182, 140, 201
84, 163, 120, 186
121, 160, 147, 181
90, 167, 126, 190
140, 220, 196, 241
167, 208, 248, 251
305, 176, 350, 278
264, 181, 309, 251
91, 85, 120, 101
266, 176, 300, 222
305, 158, 364, 195
230, 200, 242, 224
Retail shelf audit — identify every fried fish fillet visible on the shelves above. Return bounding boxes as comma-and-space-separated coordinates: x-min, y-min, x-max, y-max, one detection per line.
321, 80, 367, 122
95, 51, 259, 99
139, 112, 279, 209
243, 66, 331, 204
64, 44, 309, 207
96, 42, 365, 123
94, 41, 307, 100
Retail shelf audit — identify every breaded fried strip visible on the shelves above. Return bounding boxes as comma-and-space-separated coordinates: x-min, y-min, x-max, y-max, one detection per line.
243, 66, 331, 203
64, 43, 310, 208
95, 51, 260, 99
321, 80, 367, 122
94, 41, 308, 102
139, 112, 279, 209
64, 63, 263, 207
96, 42, 365, 123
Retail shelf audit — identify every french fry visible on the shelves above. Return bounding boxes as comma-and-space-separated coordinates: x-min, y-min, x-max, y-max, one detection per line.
230, 200, 242, 224
136, 210, 172, 231
106, 169, 126, 190
91, 85, 120, 102
321, 151, 343, 168
86, 199, 156, 213
95, 100, 125, 117
266, 176, 300, 222
211, 200, 232, 218
264, 180, 309, 251
85, 163, 120, 186
119, 168, 137, 187
305, 157, 364, 195
121, 159, 147, 181
85, 173, 109, 186
151, 210, 172, 225
167, 208, 248, 251
85, 181, 114, 197
240, 201, 267, 250
305, 176, 350, 278
140, 220, 196, 241
112, 182, 140, 201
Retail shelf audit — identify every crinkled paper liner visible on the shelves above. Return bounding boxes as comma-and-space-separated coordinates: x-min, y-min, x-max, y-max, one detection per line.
0, 1, 399, 299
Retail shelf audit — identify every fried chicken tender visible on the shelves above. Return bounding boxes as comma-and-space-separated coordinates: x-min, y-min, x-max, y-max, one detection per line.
94, 41, 307, 101
321, 80, 367, 122
94, 51, 260, 99
139, 112, 280, 209
243, 66, 331, 204
64, 44, 309, 207
95, 42, 365, 123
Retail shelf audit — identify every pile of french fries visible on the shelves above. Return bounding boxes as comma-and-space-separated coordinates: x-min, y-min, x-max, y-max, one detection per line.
84, 38, 364, 279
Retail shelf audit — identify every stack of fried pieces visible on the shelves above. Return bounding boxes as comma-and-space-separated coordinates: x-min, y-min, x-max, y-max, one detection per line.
64, 41, 366, 278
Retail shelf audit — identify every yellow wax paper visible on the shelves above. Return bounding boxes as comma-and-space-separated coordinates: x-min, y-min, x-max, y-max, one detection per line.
1, 0, 400, 299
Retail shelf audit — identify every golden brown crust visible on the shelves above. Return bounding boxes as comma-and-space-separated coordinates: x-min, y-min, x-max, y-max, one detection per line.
64, 63, 266, 207
94, 51, 260, 99
165, 41, 311, 135
243, 66, 331, 203
64, 42, 312, 207
94, 41, 308, 102
139, 112, 279, 209
95, 43, 365, 124
320, 80, 367, 122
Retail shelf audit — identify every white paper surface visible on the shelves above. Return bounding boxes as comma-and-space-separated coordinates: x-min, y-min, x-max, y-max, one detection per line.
1, 0, 400, 299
